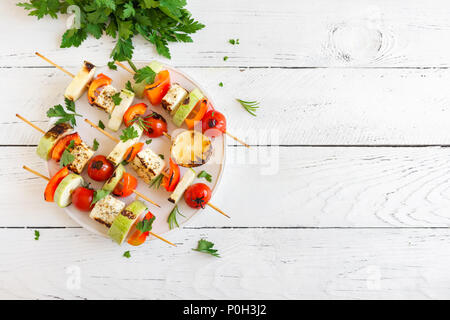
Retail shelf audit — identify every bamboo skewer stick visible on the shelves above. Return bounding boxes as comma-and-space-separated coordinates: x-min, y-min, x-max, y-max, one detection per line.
17, 114, 160, 208
16, 114, 45, 134
35, 52, 75, 78
23, 165, 174, 247
84, 119, 119, 143
114, 60, 249, 148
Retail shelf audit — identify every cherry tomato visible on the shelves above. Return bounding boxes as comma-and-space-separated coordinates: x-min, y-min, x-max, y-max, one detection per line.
87, 155, 114, 181
113, 172, 138, 197
143, 112, 168, 138
72, 187, 94, 212
184, 183, 212, 209
202, 110, 226, 138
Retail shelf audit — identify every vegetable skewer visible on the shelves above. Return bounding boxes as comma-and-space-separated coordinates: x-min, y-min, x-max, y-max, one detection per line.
114, 60, 250, 148
22, 165, 175, 247
85, 117, 230, 218
16, 114, 160, 208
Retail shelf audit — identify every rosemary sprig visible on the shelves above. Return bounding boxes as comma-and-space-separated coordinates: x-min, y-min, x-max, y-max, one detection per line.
167, 205, 185, 230
130, 116, 152, 132
149, 173, 164, 190
236, 99, 259, 116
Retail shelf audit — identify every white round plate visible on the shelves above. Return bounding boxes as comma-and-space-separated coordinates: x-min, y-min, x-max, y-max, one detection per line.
47, 61, 225, 239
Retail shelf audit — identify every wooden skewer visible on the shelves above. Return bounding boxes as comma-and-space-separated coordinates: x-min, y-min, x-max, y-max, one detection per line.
114, 60, 249, 148
22, 165, 174, 246
35, 52, 75, 78
84, 119, 120, 143
17, 114, 160, 208
16, 114, 45, 134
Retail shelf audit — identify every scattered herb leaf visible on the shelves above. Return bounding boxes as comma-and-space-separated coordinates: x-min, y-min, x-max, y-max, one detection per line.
136, 215, 156, 234
34, 230, 40, 240
98, 120, 105, 130
229, 38, 239, 45
145, 139, 152, 145
158, 154, 165, 160
123, 251, 131, 258
236, 99, 260, 116
218, 82, 223, 87
60, 140, 76, 168
47, 102, 82, 127
92, 138, 99, 151
112, 92, 122, 105
92, 189, 110, 204
197, 170, 212, 182
223, 56, 228, 61
125, 80, 134, 93
193, 239, 220, 257
120, 126, 139, 142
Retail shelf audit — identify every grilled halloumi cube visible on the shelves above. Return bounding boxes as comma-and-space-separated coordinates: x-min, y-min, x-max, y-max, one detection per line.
36, 123, 73, 160
93, 85, 118, 114
89, 195, 126, 228
107, 123, 143, 166
161, 83, 188, 115
129, 148, 165, 184
67, 142, 95, 174
65, 61, 96, 101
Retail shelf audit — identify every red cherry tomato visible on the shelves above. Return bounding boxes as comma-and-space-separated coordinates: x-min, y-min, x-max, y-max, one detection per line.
184, 183, 212, 209
113, 172, 138, 197
202, 110, 226, 138
72, 187, 94, 212
87, 155, 114, 181
143, 112, 168, 138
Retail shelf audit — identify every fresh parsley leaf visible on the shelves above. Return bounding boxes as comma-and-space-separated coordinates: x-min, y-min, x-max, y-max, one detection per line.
122, 2, 136, 18
93, 138, 99, 151
134, 66, 156, 84
64, 98, 76, 112
197, 170, 212, 182
47, 103, 81, 127
111, 37, 134, 62
112, 92, 122, 105
223, 56, 229, 61
145, 139, 152, 145
107, 61, 118, 70
123, 251, 131, 258
167, 205, 184, 230
60, 140, 76, 167
229, 38, 239, 45
92, 189, 110, 204
193, 239, 220, 257
158, 154, 164, 160
236, 99, 260, 116
136, 215, 155, 234
149, 173, 163, 190
120, 126, 139, 142
125, 80, 134, 92
218, 82, 223, 87
98, 120, 105, 130
34, 230, 40, 240
61, 28, 87, 48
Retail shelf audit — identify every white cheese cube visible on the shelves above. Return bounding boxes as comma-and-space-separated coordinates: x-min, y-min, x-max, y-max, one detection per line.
65, 61, 96, 101
161, 83, 188, 115
67, 142, 94, 174
93, 85, 118, 114
130, 148, 166, 184
89, 195, 126, 228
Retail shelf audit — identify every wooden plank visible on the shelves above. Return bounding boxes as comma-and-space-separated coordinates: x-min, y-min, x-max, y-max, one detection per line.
6, 146, 450, 228
1, 227, 449, 299
5, 67, 450, 145
5, 0, 450, 67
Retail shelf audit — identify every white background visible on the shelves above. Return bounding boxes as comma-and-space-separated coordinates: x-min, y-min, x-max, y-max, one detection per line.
2, 0, 450, 299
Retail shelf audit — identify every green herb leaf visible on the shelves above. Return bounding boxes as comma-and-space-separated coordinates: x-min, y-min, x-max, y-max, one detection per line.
34, 230, 40, 240
92, 189, 110, 205
112, 92, 122, 105
65, 98, 76, 112
120, 126, 139, 142
167, 205, 184, 230
136, 215, 155, 234
193, 239, 220, 257
236, 99, 260, 117
93, 138, 99, 151
107, 61, 118, 70
218, 82, 223, 87
134, 66, 156, 84
123, 251, 131, 258
223, 56, 228, 61
60, 140, 76, 167
229, 38, 239, 45
149, 173, 164, 190
125, 80, 134, 92
197, 170, 212, 182
47, 102, 82, 127
158, 154, 164, 160
145, 139, 152, 145
98, 120, 105, 130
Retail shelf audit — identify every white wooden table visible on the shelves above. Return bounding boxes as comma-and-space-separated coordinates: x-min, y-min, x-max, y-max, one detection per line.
3, 0, 450, 299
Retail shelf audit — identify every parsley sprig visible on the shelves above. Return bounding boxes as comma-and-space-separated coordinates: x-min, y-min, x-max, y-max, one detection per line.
120, 125, 139, 142
193, 239, 220, 257
136, 215, 155, 234
197, 170, 212, 182
47, 98, 82, 126
17, 0, 205, 61
60, 140, 76, 168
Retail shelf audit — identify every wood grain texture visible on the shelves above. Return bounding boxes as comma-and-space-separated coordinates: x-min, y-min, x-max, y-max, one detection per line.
7, 146, 450, 228
1, 228, 450, 299
5, 0, 450, 68
5, 67, 450, 145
